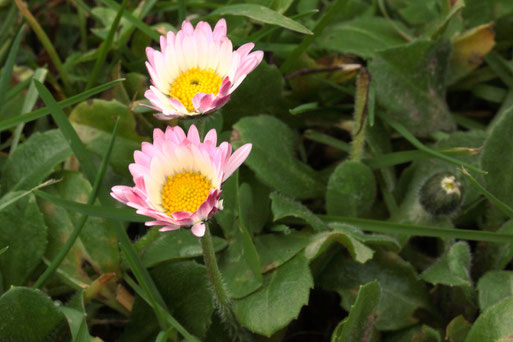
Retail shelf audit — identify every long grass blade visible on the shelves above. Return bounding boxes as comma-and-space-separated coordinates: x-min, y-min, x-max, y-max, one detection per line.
0, 25, 24, 106
33, 118, 120, 289
380, 113, 487, 174
33, 80, 172, 330
123, 274, 200, 342
0, 78, 124, 132
33, 190, 146, 222
0, 179, 59, 212
281, 0, 347, 73
320, 215, 513, 243
85, 0, 129, 90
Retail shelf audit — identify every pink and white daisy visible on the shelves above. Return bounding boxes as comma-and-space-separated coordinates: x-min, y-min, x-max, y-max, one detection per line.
144, 19, 264, 119
110, 125, 252, 237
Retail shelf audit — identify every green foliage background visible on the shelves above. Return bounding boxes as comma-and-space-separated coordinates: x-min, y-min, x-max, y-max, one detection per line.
1, 0, 513, 341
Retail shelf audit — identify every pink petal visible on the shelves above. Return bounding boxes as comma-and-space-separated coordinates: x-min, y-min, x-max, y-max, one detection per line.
223, 143, 252, 182
204, 129, 217, 146
187, 125, 201, 144
191, 223, 206, 237
213, 18, 227, 42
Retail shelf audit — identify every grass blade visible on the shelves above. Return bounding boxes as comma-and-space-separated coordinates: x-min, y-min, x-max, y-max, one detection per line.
364, 148, 478, 169
0, 246, 8, 256
281, 0, 347, 72
0, 25, 24, 106
380, 113, 487, 174
33, 79, 172, 330
0, 179, 59, 212
33, 118, 120, 289
85, 0, 129, 90
123, 274, 200, 342
320, 215, 513, 243
100, 0, 160, 42
304, 129, 351, 152
0, 78, 124, 132
33, 191, 146, 222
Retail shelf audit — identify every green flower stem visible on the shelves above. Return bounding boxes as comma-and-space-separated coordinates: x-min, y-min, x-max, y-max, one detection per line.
33, 118, 120, 289
14, 0, 73, 94
351, 68, 371, 162
201, 223, 245, 336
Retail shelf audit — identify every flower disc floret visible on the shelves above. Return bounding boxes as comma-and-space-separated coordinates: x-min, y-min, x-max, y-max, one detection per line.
169, 68, 223, 112
161, 170, 213, 215
144, 19, 263, 118
110, 125, 252, 237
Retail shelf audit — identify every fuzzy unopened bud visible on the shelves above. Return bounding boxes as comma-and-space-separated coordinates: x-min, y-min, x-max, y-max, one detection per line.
419, 172, 463, 216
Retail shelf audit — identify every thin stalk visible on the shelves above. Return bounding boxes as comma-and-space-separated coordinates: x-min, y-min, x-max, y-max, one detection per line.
351, 68, 370, 161
14, 0, 73, 94
33, 118, 120, 289
201, 223, 245, 338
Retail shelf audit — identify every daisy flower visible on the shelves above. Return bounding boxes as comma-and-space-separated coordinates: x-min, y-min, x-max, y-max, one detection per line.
144, 19, 264, 119
110, 125, 252, 237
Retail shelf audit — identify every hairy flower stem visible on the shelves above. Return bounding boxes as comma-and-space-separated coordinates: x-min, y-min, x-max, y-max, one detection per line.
201, 223, 248, 340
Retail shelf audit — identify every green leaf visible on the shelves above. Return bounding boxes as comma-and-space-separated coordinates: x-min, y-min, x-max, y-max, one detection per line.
270, 192, 328, 231
59, 291, 92, 342
385, 324, 442, 342
316, 17, 407, 58
255, 231, 311, 273
420, 241, 472, 287
305, 225, 374, 264
331, 281, 380, 342
0, 287, 70, 341
69, 99, 143, 176
0, 194, 47, 287
141, 229, 227, 268
466, 297, 513, 342
369, 40, 455, 137
446, 315, 471, 342
319, 251, 432, 330
326, 161, 377, 217
233, 254, 313, 337
151, 261, 214, 339
37, 172, 121, 286
481, 107, 513, 208
233, 115, 324, 199
210, 4, 312, 35
477, 271, 513, 311
219, 232, 264, 299
1, 130, 71, 193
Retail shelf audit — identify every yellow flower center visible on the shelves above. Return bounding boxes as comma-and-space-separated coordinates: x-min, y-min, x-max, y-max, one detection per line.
169, 67, 223, 112
161, 170, 214, 215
